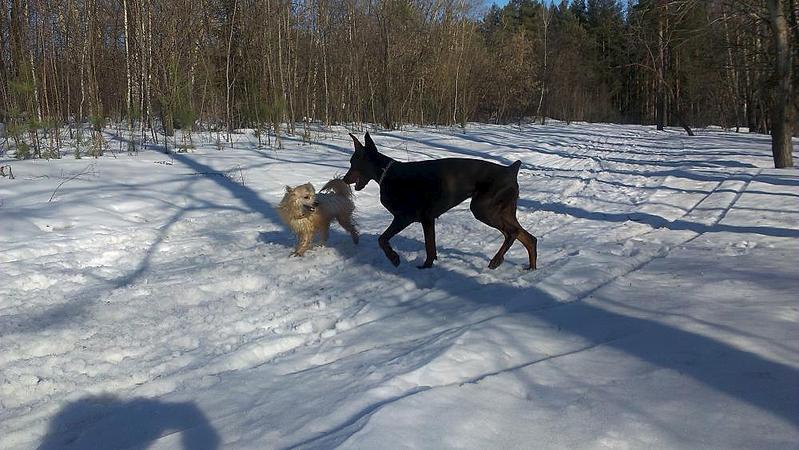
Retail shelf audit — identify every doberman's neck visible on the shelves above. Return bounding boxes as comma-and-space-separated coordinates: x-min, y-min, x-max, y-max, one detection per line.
371, 151, 396, 176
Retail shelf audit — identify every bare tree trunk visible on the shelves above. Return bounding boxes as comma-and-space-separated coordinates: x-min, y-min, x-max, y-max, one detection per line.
76, 0, 86, 127
321, 0, 330, 126
139, 0, 147, 135
225, 0, 237, 138
22, 0, 42, 122
278, 9, 288, 135
656, 0, 666, 131
289, 10, 298, 133
145, 0, 152, 133
379, 11, 392, 129
535, 5, 551, 125
453, 2, 465, 126
122, 0, 134, 150
0, 0, 9, 118
767, 0, 795, 168
36, 0, 52, 121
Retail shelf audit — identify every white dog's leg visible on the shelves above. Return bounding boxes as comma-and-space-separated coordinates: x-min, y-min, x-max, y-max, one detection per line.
318, 221, 330, 246
337, 216, 359, 244
293, 232, 313, 256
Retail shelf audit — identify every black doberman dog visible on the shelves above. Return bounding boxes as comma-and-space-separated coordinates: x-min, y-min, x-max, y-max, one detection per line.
343, 132, 537, 270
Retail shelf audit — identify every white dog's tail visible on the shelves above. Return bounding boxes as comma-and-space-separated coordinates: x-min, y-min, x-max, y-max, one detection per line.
320, 178, 353, 199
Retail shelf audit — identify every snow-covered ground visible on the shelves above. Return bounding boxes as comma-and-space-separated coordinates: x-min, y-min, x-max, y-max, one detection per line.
1, 123, 797, 449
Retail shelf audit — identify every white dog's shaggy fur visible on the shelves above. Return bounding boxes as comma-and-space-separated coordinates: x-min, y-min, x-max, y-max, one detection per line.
277, 178, 359, 256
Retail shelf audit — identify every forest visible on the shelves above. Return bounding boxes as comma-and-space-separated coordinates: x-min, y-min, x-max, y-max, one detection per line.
0, 0, 796, 166
1, 2, 799, 447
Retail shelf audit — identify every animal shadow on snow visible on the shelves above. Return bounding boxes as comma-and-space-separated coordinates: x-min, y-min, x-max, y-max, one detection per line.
258, 229, 353, 254
37, 395, 220, 450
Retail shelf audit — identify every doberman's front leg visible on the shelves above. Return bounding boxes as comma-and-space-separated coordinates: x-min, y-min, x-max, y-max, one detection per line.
379, 215, 413, 267
419, 218, 437, 269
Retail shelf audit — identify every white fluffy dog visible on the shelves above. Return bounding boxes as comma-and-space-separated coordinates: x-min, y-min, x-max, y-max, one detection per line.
277, 178, 359, 256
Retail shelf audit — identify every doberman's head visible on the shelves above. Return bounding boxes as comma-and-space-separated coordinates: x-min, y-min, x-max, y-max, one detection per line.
343, 132, 381, 191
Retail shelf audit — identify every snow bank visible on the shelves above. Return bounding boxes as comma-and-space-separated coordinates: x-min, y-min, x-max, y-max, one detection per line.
1, 123, 797, 449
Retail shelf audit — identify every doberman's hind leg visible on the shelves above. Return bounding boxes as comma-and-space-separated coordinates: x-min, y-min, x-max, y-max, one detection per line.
513, 218, 538, 270
488, 228, 516, 269
471, 189, 538, 270
470, 194, 515, 269
418, 218, 437, 269
489, 210, 538, 270
492, 213, 537, 270
379, 215, 414, 267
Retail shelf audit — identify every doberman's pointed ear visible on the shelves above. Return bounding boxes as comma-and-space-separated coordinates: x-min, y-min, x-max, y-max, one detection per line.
364, 132, 376, 152
349, 133, 363, 151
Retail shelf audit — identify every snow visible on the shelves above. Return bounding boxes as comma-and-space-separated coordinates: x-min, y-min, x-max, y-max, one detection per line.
1, 123, 797, 449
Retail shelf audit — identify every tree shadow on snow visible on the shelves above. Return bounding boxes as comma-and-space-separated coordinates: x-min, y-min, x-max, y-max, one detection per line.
0, 181, 262, 338
166, 131, 799, 445
284, 223, 799, 448
2, 148, 286, 338
25, 133, 798, 449
178, 137, 798, 440
37, 395, 220, 450
517, 198, 799, 238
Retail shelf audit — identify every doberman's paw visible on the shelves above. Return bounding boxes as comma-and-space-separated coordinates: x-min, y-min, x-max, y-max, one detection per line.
387, 252, 401, 267
488, 256, 504, 269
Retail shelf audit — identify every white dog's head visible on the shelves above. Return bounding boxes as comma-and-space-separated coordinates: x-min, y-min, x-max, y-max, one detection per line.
281, 183, 319, 218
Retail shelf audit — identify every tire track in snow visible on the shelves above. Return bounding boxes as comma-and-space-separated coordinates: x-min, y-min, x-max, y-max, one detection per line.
534, 167, 762, 311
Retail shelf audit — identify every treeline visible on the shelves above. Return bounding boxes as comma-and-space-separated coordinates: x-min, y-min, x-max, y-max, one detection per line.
0, 0, 796, 164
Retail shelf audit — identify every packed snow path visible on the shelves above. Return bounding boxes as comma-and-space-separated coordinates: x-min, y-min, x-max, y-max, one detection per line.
1, 123, 797, 449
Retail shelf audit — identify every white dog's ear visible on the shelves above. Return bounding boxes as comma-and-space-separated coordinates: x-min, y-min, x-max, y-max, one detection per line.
285, 185, 293, 193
